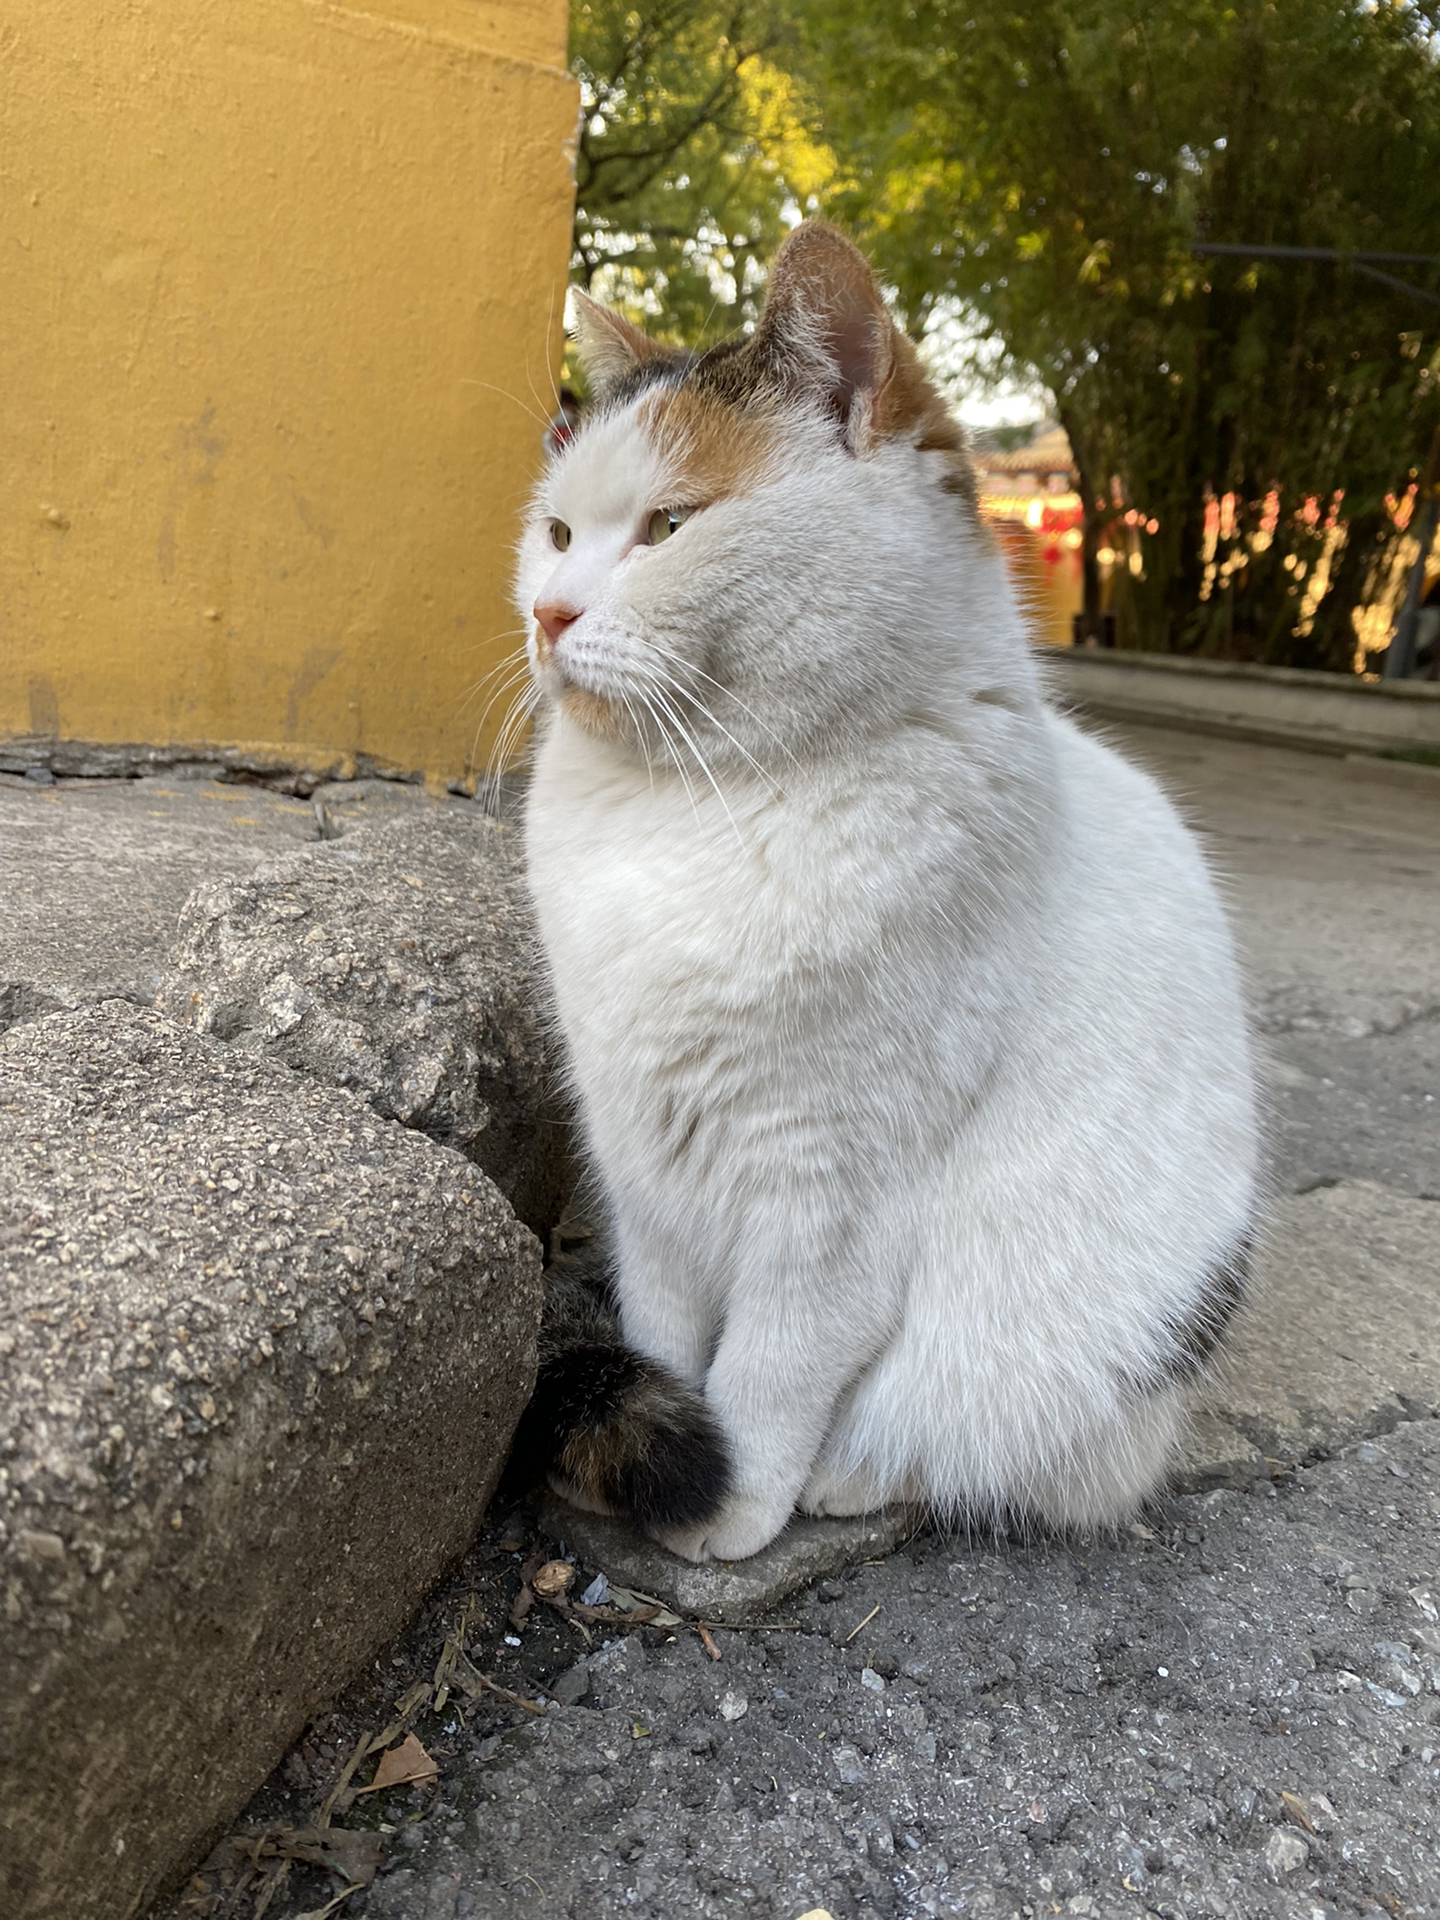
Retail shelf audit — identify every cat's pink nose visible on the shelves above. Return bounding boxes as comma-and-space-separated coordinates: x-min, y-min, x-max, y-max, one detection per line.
534, 599, 580, 648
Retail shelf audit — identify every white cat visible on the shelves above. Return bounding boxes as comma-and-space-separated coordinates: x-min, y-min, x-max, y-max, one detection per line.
514, 222, 1258, 1564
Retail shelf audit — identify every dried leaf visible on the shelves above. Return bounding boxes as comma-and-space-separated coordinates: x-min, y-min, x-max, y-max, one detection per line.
359, 1733, 438, 1794
567, 1600, 662, 1626
225, 1826, 385, 1887
1280, 1790, 1316, 1833
508, 1585, 535, 1628
530, 1559, 576, 1598
607, 1585, 684, 1627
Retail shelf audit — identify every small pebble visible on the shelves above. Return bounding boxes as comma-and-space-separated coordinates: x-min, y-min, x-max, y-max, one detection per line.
1263, 1827, 1310, 1877
718, 1690, 749, 1721
551, 1660, 591, 1706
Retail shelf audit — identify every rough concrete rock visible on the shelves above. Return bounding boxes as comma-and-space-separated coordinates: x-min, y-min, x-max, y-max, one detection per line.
0, 773, 320, 1027
156, 810, 571, 1238
0, 1004, 542, 1920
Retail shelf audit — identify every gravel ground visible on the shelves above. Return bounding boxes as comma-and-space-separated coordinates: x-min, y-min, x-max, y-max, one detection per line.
168, 1420, 1440, 1920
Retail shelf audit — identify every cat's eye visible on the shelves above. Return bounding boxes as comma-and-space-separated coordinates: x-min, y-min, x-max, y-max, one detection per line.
646, 506, 692, 545
549, 519, 571, 551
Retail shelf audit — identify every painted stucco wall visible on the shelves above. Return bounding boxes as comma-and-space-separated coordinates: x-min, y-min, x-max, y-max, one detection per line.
2, 0, 576, 785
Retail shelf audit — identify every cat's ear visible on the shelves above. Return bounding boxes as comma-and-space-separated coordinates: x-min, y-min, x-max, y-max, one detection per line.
749, 221, 952, 458
570, 290, 668, 399
749, 222, 896, 446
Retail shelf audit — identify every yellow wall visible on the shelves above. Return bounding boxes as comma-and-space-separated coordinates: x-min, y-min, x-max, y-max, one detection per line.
2, 0, 576, 787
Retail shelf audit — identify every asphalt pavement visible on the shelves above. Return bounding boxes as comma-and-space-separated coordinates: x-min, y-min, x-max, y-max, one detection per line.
155, 724, 1440, 1920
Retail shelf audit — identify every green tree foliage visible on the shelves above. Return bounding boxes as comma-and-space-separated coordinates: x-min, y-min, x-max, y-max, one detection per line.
797, 0, 1440, 665
570, 2, 833, 348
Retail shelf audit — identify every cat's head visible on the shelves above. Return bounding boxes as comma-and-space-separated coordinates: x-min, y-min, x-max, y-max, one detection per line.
515, 221, 1015, 773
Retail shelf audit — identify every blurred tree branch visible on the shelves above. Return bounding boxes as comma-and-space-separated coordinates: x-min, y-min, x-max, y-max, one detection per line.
570, 1, 833, 347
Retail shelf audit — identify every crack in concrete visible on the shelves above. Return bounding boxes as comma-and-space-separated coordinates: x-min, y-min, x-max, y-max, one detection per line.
1258, 1000, 1440, 1040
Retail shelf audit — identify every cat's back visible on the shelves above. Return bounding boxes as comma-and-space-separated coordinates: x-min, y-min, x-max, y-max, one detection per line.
1009, 707, 1256, 1184
1042, 707, 1239, 969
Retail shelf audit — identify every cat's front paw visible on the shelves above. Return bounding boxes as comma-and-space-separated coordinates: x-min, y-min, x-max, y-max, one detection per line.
799, 1457, 888, 1518
649, 1491, 793, 1564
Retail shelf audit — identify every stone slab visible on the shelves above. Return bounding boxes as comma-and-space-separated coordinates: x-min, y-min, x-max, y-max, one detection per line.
156, 809, 572, 1239
0, 771, 466, 1032
537, 1496, 915, 1625
0, 1004, 542, 1920
1195, 1179, 1440, 1462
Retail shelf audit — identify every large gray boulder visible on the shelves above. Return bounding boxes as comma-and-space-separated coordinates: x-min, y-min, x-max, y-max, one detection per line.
0, 773, 319, 1029
156, 809, 571, 1239
0, 771, 458, 1036
0, 1004, 542, 1920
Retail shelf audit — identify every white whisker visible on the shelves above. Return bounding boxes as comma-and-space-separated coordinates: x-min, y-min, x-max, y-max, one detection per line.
617, 687, 657, 794
457, 378, 550, 431
646, 638, 798, 766
639, 671, 745, 846
642, 655, 785, 797
459, 649, 533, 724
478, 679, 540, 814
461, 624, 529, 660
636, 684, 703, 829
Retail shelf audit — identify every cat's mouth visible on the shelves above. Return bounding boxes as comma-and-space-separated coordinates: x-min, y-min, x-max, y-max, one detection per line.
534, 632, 623, 739
561, 683, 622, 738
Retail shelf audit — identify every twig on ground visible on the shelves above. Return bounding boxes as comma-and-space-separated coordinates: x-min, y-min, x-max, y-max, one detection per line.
842, 1605, 881, 1645
444, 1651, 547, 1717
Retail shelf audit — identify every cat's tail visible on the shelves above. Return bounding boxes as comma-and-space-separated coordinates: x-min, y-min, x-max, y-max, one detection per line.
501, 1239, 731, 1530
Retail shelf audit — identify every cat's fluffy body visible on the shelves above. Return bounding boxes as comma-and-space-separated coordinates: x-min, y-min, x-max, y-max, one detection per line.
516, 225, 1258, 1562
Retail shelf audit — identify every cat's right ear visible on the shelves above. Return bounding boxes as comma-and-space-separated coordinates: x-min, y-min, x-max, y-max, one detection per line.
747, 221, 895, 448
570, 290, 667, 400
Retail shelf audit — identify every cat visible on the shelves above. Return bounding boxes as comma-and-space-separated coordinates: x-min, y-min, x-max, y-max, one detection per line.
511, 220, 1259, 1564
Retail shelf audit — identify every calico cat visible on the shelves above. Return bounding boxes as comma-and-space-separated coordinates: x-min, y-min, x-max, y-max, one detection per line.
511, 221, 1258, 1564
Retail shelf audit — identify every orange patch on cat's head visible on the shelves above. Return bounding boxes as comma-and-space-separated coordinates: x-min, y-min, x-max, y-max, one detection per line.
875, 329, 978, 510
634, 324, 975, 515
636, 385, 785, 508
